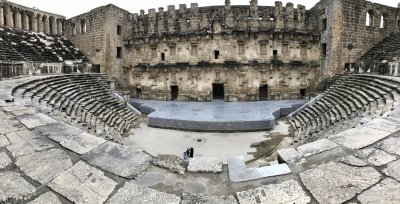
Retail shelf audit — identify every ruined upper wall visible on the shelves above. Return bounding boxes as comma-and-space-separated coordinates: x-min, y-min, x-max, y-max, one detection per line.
126, 1, 311, 40
0, 0, 66, 34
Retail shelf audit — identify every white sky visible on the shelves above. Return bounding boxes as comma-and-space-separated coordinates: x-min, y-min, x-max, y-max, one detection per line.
7, 0, 399, 18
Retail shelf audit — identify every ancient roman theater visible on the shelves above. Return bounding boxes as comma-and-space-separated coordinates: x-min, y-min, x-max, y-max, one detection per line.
1, 0, 400, 203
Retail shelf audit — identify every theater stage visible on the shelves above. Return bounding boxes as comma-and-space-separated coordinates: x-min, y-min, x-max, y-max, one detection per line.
131, 99, 306, 132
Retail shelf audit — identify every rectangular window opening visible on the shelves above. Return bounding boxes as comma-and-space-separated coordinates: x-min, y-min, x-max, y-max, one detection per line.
321, 43, 327, 57
161, 53, 165, 61
117, 47, 122, 58
322, 18, 327, 30
214, 50, 220, 59
117, 25, 122, 35
273, 50, 278, 58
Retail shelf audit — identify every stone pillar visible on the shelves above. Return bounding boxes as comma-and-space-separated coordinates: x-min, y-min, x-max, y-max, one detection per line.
4, 4, 14, 27
225, 1, 233, 29
14, 9, 22, 30
286, 3, 294, 29
50, 17, 56, 34
274, 1, 283, 30
43, 16, 49, 34
57, 19, 62, 35
157, 8, 165, 34
167, 5, 176, 33
148, 8, 156, 34
250, 0, 258, 31
190, 3, 199, 32
297, 4, 306, 30
22, 11, 29, 31
37, 14, 43, 33
0, 5, 4, 26
31, 14, 37, 32
179, 4, 187, 32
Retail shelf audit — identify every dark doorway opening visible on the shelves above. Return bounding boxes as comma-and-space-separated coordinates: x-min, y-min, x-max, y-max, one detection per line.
212, 83, 224, 100
300, 89, 306, 97
171, 85, 179, 100
92, 64, 100, 73
273, 50, 278, 58
161, 53, 165, 61
259, 84, 268, 100
378, 64, 388, 75
214, 50, 220, 59
136, 88, 142, 98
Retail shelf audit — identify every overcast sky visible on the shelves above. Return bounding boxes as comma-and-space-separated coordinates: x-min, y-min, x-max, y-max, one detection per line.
7, 0, 399, 18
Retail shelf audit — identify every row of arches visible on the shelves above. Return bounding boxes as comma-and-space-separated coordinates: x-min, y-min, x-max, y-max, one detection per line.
0, 3, 65, 35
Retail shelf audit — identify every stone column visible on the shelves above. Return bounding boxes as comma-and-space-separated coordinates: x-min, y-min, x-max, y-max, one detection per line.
37, 14, 43, 33
0, 5, 4, 26
157, 8, 165, 34
31, 14, 37, 32
274, 1, 283, 30
148, 9, 156, 34
167, 5, 176, 33
4, 4, 14, 27
43, 16, 49, 34
50, 17, 56, 34
14, 9, 22, 30
285, 3, 294, 29
57, 19, 63, 35
297, 5, 306, 30
22, 12, 29, 31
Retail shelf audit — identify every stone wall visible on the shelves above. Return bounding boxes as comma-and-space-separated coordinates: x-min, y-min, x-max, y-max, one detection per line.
65, 4, 131, 81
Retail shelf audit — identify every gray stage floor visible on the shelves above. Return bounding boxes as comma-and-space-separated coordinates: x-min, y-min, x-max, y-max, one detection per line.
131, 99, 307, 132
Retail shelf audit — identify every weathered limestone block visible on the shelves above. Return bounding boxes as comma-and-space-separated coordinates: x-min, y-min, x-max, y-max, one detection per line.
0, 171, 37, 203
152, 154, 185, 175
300, 162, 381, 204
277, 147, 302, 163
0, 135, 10, 147
16, 113, 57, 129
106, 181, 180, 204
81, 142, 151, 179
383, 160, 400, 182
0, 152, 12, 169
337, 155, 367, 167
28, 192, 62, 204
236, 180, 311, 204
181, 194, 237, 204
188, 157, 223, 173
357, 178, 400, 204
376, 136, 400, 156
366, 149, 396, 166
328, 126, 389, 149
296, 139, 339, 157
6, 138, 54, 158
16, 149, 73, 185
49, 161, 117, 204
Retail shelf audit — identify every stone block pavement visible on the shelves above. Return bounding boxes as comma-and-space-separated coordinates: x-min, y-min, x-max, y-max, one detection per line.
2, 76, 400, 204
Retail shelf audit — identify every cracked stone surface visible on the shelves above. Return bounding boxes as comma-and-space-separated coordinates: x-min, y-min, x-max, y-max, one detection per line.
49, 161, 117, 204
57, 132, 106, 155
181, 194, 237, 204
188, 157, 223, 173
0, 152, 12, 170
277, 148, 302, 163
5, 129, 40, 144
81, 142, 151, 179
16, 148, 73, 185
366, 118, 400, 133
236, 180, 311, 204
357, 178, 400, 204
0, 152, 12, 169
328, 126, 390, 149
106, 181, 180, 204
356, 148, 375, 159
367, 149, 396, 166
300, 162, 381, 204
0, 117, 24, 135
35, 123, 83, 141
383, 160, 400, 182
152, 154, 186, 175
6, 138, 54, 158
28, 192, 62, 204
337, 155, 367, 167
296, 139, 339, 157
2, 105, 29, 113
376, 136, 400, 156
0, 134, 10, 147
17, 113, 57, 129
0, 171, 37, 203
